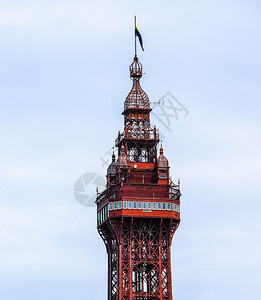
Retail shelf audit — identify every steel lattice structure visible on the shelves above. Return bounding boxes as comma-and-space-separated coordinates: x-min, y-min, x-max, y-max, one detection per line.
96, 53, 181, 300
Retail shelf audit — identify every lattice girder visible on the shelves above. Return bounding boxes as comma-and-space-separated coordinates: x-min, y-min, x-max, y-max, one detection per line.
98, 217, 179, 300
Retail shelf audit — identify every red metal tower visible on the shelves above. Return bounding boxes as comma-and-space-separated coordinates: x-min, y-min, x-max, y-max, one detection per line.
96, 52, 181, 300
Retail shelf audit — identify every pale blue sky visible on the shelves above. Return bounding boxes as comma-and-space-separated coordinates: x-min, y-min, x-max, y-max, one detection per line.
0, 0, 261, 299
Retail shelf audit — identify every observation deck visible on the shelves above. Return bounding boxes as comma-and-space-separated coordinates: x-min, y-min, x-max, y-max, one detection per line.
96, 180, 181, 226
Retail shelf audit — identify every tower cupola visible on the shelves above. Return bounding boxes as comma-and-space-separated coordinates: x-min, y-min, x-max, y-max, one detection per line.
157, 145, 169, 184
106, 151, 118, 187
124, 56, 150, 111
130, 55, 143, 78
158, 145, 169, 169
117, 145, 129, 169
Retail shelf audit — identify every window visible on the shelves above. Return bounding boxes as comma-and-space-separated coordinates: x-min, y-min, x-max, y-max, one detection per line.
172, 203, 175, 211
128, 201, 132, 209
153, 202, 156, 210
123, 201, 127, 209
138, 201, 142, 209
109, 202, 113, 211
162, 202, 166, 210
133, 201, 137, 209
177, 205, 180, 213
167, 202, 171, 211
97, 211, 101, 225
148, 202, 151, 210
118, 201, 122, 209
159, 174, 167, 179
157, 202, 161, 210
143, 202, 147, 210
101, 209, 104, 223
105, 205, 108, 219
114, 202, 117, 210
174, 204, 177, 212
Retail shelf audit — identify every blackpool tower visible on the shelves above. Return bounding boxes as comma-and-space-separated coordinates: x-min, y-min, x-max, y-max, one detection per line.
96, 21, 181, 300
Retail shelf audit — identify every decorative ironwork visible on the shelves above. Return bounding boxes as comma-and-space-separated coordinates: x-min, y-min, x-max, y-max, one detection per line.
158, 146, 169, 169
124, 56, 150, 111
96, 54, 181, 300
98, 217, 179, 300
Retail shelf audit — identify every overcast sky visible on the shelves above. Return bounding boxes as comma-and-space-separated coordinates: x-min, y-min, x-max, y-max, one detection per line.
0, 0, 261, 299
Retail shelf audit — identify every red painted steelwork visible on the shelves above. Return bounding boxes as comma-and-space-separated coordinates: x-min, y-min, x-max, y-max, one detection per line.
96, 55, 181, 300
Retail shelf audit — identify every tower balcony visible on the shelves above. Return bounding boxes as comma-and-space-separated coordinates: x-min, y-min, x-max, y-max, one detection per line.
97, 197, 180, 227
96, 182, 181, 227
115, 128, 159, 146
96, 181, 181, 206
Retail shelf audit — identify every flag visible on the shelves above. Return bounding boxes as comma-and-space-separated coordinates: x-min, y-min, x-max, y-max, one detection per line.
135, 25, 144, 51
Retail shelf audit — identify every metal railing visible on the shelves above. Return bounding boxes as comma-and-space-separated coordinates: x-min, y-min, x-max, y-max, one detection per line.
115, 128, 159, 146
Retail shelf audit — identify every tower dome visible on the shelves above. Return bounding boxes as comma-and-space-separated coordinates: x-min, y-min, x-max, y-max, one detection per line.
107, 152, 117, 176
157, 145, 169, 169
118, 145, 129, 168
124, 56, 150, 111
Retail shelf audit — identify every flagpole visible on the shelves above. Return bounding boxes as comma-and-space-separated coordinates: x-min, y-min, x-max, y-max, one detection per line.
134, 15, 137, 57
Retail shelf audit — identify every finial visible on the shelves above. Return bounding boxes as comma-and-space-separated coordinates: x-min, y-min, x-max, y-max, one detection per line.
160, 141, 163, 155
178, 178, 180, 186
112, 147, 115, 162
